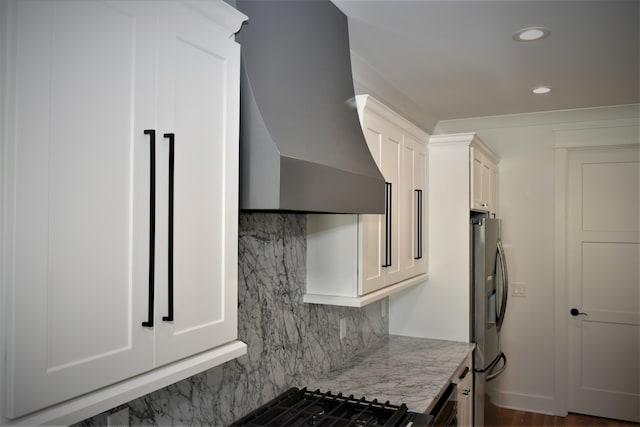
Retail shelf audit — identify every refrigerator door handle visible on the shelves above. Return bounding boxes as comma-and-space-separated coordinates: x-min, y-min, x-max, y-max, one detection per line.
473, 352, 501, 374
486, 352, 507, 381
496, 239, 509, 331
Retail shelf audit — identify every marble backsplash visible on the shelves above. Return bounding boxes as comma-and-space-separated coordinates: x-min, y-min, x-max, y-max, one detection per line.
78, 213, 387, 426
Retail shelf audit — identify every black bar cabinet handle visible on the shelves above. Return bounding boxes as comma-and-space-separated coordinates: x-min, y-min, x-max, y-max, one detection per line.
459, 366, 470, 380
383, 182, 392, 268
143, 129, 156, 327
414, 189, 423, 260
163, 133, 175, 322
388, 182, 392, 267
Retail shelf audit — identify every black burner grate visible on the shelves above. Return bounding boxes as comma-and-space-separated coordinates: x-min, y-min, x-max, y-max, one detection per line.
230, 388, 431, 427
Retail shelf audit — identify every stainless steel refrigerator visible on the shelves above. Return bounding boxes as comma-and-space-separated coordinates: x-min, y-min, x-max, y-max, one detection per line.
471, 217, 509, 426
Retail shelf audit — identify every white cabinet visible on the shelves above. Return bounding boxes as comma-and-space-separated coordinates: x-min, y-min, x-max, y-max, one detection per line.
389, 132, 499, 341
471, 143, 499, 214
428, 132, 500, 215
305, 95, 428, 307
359, 107, 403, 294
400, 132, 428, 281
455, 354, 474, 427
1, 0, 246, 422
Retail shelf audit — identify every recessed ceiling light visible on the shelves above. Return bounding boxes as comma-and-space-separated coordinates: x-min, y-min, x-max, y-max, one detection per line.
513, 27, 551, 42
531, 86, 552, 95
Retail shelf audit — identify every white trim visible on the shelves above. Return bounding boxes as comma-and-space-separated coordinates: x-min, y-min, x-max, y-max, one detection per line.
355, 95, 430, 142
181, 0, 247, 37
304, 274, 428, 308
553, 147, 569, 417
435, 104, 639, 133
3, 341, 247, 426
554, 125, 639, 148
429, 132, 500, 165
350, 52, 438, 133
498, 390, 558, 416
429, 132, 477, 146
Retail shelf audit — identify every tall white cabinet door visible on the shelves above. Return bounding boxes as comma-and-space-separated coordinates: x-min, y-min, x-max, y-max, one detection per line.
359, 117, 386, 294
480, 161, 492, 210
471, 147, 498, 214
489, 165, 498, 215
152, 4, 240, 366
360, 114, 402, 295
380, 123, 403, 285
471, 153, 488, 210
4, 1, 156, 418
399, 134, 428, 280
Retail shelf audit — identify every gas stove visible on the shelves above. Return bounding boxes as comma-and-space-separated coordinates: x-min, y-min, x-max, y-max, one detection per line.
230, 387, 434, 426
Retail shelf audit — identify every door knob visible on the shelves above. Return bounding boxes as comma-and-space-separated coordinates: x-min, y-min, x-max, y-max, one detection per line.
570, 308, 588, 316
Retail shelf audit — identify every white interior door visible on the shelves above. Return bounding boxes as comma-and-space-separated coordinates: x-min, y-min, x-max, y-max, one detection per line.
567, 146, 640, 423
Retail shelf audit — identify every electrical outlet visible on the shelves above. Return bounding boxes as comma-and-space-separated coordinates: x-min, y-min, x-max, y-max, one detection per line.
339, 317, 347, 340
381, 301, 387, 318
512, 283, 527, 298
107, 408, 129, 427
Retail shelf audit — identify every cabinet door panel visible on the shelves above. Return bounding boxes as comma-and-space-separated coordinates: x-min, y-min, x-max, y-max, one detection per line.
481, 162, 491, 209
400, 134, 427, 280
472, 156, 482, 209
472, 149, 496, 213
153, 6, 239, 365
360, 112, 419, 295
489, 165, 498, 215
359, 113, 401, 294
6, 1, 155, 417
458, 371, 474, 426
381, 126, 403, 285
359, 121, 385, 294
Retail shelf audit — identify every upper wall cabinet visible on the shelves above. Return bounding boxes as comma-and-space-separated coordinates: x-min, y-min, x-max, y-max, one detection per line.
388, 132, 500, 341
471, 142, 500, 214
430, 133, 500, 216
305, 95, 429, 307
1, 0, 247, 423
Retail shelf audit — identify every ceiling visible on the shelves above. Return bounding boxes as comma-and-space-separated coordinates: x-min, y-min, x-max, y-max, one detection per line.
332, 0, 639, 131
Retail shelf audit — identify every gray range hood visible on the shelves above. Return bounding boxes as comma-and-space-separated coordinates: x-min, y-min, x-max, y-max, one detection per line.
235, 0, 385, 214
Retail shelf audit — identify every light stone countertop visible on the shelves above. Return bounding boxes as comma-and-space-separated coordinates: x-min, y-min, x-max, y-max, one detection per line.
309, 335, 475, 413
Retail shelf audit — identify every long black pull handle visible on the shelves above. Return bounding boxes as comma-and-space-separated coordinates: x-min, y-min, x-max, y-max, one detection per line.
143, 129, 156, 327
382, 182, 392, 268
459, 366, 470, 380
414, 189, 423, 260
388, 182, 393, 267
163, 133, 175, 322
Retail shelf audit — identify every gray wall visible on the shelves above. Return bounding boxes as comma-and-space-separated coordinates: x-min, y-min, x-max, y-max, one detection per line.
78, 213, 387, 426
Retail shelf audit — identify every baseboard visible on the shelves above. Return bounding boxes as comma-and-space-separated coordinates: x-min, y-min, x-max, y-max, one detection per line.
496, 390, 560, 416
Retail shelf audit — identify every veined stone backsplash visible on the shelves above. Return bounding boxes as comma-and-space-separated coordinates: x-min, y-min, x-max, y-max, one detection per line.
78, 213, 388, 426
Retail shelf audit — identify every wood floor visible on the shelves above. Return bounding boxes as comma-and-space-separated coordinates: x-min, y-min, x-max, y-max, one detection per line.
495, 407, 639, 426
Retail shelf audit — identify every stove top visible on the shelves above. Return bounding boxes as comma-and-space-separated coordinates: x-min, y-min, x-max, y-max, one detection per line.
230, 388, 433, 427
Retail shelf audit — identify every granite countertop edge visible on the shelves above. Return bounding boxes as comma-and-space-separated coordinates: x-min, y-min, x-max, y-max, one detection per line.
308, 334, 475, 413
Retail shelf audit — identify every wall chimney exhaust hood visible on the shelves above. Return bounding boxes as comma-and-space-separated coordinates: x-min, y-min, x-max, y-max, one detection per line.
235, 0, 386, 214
